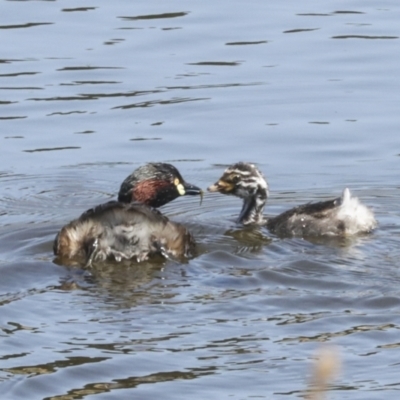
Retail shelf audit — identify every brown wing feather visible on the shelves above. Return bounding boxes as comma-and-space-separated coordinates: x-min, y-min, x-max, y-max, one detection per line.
54, 201, 194, 264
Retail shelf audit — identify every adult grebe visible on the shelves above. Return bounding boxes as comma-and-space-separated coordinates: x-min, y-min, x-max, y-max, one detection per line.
208, 162, 377, 237
54, 163, 202, 266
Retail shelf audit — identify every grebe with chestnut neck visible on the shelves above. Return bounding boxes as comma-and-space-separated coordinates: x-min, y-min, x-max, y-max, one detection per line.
54, 163, 202, 266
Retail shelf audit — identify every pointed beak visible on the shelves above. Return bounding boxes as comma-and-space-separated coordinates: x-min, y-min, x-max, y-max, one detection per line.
182, 182, 203, 205
207, 180, 233, 193
183, 182, 202, 196
207, 182, 220, 192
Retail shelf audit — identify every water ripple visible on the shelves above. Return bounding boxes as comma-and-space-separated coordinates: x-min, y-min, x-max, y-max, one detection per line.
119, 12, 189, 21
0, 23, 53, 30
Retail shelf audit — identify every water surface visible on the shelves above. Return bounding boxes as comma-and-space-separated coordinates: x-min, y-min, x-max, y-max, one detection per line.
1, 1, 400, 399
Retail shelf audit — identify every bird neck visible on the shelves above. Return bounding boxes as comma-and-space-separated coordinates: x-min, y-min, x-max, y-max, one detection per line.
238, 187, 267, 225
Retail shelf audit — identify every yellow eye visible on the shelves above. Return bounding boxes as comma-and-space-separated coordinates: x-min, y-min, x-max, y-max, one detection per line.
174, 178, 180, 186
